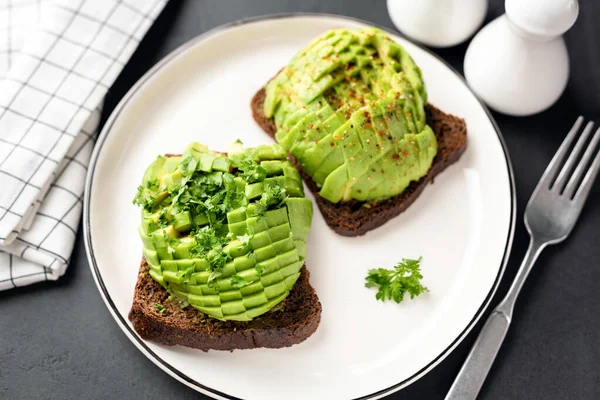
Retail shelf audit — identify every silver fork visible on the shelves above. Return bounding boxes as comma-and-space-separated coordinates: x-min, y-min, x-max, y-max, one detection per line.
446, 117, 600, 400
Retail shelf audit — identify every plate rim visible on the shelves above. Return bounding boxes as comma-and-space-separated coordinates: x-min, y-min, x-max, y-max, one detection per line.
83, 12, 516, 400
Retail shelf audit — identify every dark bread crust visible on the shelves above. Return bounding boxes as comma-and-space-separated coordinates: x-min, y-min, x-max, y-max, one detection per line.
251, 87, 467, 236
129, 259, 321, 351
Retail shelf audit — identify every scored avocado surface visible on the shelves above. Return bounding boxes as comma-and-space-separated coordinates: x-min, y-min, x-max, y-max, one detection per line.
134, 143, 313, 322
264, 27, 438, 203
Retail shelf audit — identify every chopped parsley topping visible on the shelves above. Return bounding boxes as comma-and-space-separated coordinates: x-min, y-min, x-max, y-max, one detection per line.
179, 155, 198, 176
231, 274, 249, 288
231, 154, 267, 184
154, 303, 167, 314
235, 233, 253, 253
133, 179, 160, 211
254, 184, 287, 218
256, 263, 269, 277
175, 266, 195, 284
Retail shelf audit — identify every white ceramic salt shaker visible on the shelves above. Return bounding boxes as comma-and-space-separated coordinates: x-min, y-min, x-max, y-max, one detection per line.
464, 0, 579, 116
386, 0, 488, 47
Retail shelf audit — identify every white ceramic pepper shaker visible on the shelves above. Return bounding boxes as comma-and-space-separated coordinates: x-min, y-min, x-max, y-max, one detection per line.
386, 0, 488, 48
464, 0, 579, 116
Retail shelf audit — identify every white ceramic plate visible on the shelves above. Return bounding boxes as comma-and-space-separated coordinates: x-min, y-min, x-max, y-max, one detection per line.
84, 14, 515, 400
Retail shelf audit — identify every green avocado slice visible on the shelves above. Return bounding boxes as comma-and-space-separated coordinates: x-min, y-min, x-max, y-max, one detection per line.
264, 27, 437, 203
133, 142, 313, 322
297, 112, 345, 177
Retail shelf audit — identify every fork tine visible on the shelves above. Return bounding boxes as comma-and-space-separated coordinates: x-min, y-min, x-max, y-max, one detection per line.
564, 126, 600, 198
553, 121, 595, 192
538, 116, 584, 189
573, 140, 600, 206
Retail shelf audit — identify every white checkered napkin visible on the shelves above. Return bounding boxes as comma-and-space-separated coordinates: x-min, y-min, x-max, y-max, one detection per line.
0, 0, 168, 290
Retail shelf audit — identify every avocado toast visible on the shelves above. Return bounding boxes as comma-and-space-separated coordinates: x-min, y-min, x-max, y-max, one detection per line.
251, 28, 467, 236
129, 142, 321, 351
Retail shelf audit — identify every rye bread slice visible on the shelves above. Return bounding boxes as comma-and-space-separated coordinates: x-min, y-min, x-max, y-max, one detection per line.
129, 259, 321, 351
251, 87, 467, 236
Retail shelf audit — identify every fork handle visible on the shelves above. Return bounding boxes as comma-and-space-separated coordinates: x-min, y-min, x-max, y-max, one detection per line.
445, 310, 511, 400
445, 238, 546, 400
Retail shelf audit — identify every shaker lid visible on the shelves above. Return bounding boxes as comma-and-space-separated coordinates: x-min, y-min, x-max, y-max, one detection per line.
506, 0, 579, 37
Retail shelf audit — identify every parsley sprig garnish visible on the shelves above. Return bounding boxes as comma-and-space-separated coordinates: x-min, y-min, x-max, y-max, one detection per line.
365, 257, 428, 303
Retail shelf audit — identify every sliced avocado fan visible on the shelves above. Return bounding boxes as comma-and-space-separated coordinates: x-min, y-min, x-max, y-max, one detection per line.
264, 27, 438, 203
133, 142, 313, 322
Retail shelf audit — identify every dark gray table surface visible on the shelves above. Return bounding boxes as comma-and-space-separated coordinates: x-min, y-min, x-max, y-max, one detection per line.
2, 1, 600, 399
